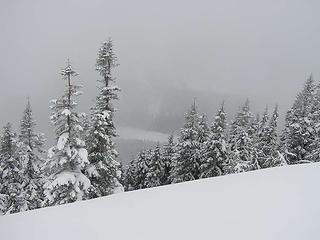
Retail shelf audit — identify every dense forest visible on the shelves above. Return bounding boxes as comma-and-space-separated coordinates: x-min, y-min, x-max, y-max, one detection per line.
0, 39, 319, 215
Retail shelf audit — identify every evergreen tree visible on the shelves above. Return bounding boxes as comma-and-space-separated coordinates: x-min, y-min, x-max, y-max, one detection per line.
17, 98, 45, 211
122, 158, 138, 191
161, 134, 175, 185
306, 82, 320, 162
0, 123, 21, 214
227, 99, 257, 173
280, 75, 316, 164
254, 107, 269, 168
170, 101, 202, 183
245, 113, 261, 169
85, 39, 122, 198
44, 61, 90, 205
118, 161, 126, 189
200, 103, 228, 178
0, 193, 9, 215
135, 150, 152, 189
256, 105, 284, 168
248, 113, 261, 138
269, 105, 287, 166
198, 114, 210, 144
79, 113, 91, 145
260, 107, 269, 131
145, 144, 163, 188
248, 113, 262, 169
124, 150, 151, 190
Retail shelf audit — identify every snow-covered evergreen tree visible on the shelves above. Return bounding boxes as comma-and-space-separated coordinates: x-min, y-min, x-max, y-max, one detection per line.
85, 39, 122, 198
0, 193, 9, 215
122, 158, 138, 191
198, 114, 210, 144
248, 113, 261, 138
170, 101, 202, 183
269, 105, 287, 166
254, 107, 269, 168
44, 61, 90, 205
245, 113, 262, 169
145, 144, 163, 188
280, 75, 316, 164
260, 107, 269, 129
227, 99, 257, 173
256, 105, 284, 168
306, 82, 320, 162
200, 103, 228, 178
124, 150, 151, 190
136, 150, 152, 189
16, 98, 45, 211
79, 113, 91, 145
161, 134, 175, 185
0, 123, 21, 214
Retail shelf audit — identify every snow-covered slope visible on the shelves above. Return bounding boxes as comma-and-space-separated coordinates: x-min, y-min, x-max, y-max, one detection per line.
1, 164, 319, 240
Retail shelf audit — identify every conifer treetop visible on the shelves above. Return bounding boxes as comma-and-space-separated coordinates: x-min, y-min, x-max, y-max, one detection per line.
96, 39, 118, 84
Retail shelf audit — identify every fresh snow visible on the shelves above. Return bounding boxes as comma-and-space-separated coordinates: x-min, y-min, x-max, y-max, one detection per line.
61, 109, 71, 116
77, 148, 89, 165
44, 170, 91, 203
1, 164, 320, 240
101, 110, 110, 118
47, 147, 55, 158
57, 132, 69, 150
75, 125, 84, 132
86, 164, 99, 177
75, 137, 85, 146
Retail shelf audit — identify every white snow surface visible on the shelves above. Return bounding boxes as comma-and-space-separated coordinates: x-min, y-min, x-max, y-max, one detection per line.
46, 171, 90, 191
77, 148, 89, 166
61, 109, 71, 116
57, 132, 69, 150
1, 163, 320, 240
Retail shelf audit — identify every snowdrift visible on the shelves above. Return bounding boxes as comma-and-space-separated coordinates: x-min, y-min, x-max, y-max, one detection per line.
1, 164, 319, 240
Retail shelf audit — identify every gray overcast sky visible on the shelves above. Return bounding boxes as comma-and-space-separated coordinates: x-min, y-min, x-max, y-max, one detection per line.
1, 0, 320, 141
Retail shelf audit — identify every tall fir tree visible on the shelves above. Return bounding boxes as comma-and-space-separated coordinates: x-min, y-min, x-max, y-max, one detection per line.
124, 150, 151, 190
198, 114, 210, 144
200, 103, 228, 178
247, 113, 261, 168
249, 114, 263, 170
227, 99, 257, 173
280, 75, 316, 164
255, 107, 269, 168
306, 82, 320, 162
17, 98, 45, 211
248, 113, 261, 138
0, 193, 9, 215
269, 105, 287, 166
198, 114, 210, 176
161, 134, 175, 185
145, 144, 164, 188
256, 105, 284, 168
123, 158, 139, 191
170, 101, 202, 183
0, 123, 21, 214
85, 39, 122, 198
44, 61, 90, 205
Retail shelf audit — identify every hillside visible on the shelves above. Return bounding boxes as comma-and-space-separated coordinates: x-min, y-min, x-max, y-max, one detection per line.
0, 164, 319, 240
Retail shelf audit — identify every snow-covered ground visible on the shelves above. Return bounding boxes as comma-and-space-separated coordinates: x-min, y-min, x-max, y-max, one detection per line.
1, 164, 319, 240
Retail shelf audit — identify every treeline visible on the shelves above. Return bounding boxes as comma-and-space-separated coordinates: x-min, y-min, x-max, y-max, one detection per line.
122, 75, 320, 191
0, 38, 319, 215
